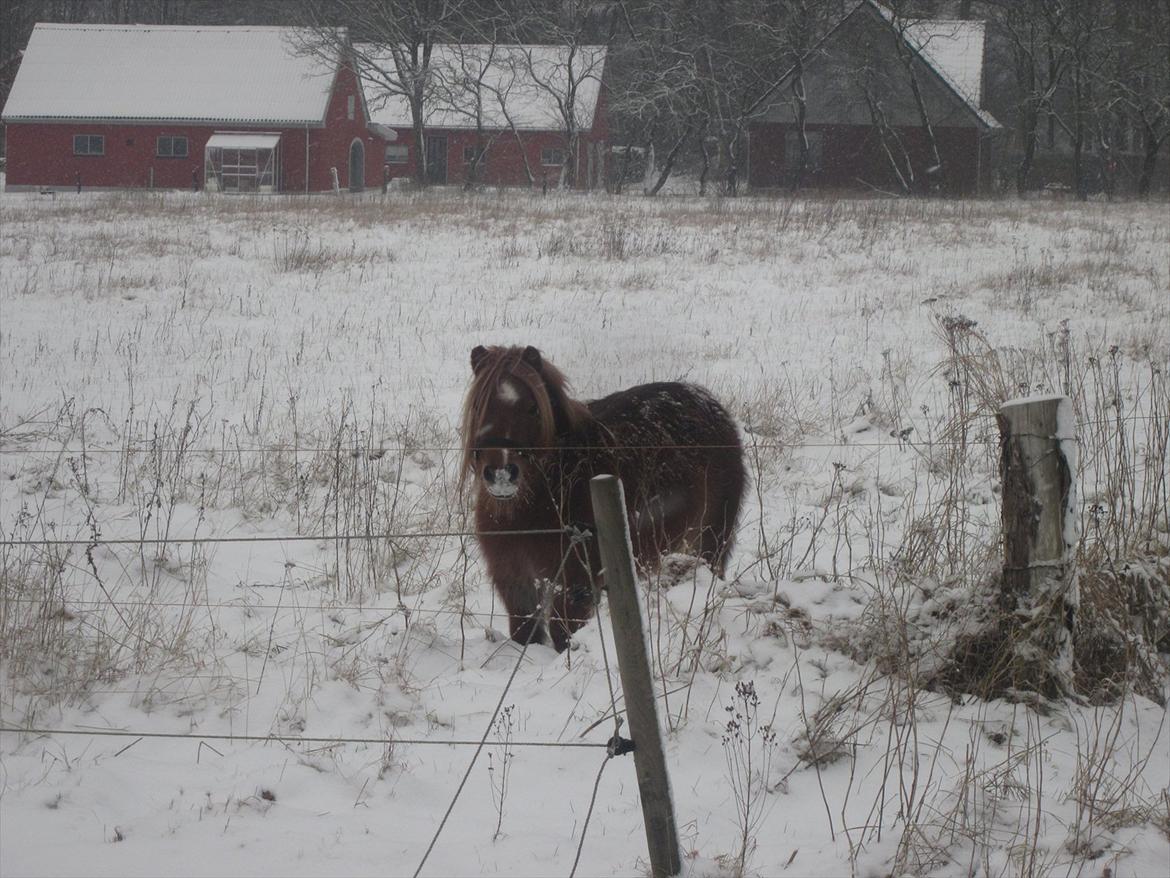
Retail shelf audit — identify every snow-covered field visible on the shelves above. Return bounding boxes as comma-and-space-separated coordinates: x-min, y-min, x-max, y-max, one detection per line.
1, 186, 1168, 877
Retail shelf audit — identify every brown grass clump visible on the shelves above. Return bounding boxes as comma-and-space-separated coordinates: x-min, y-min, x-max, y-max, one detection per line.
1075, 556, 1170, 704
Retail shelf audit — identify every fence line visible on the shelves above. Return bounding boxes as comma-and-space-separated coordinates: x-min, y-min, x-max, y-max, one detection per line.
0, 725, 604, 750
0, 440, 990, 455
0, 594, 600, 625
0, 414, 1156, 458
0, 526, 573, 549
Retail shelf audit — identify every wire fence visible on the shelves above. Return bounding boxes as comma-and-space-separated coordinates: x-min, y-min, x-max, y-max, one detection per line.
0, 413, 1158, 458
1, 526, 626, 877
0, 526, 569, 548
0, 725, 605, 750
0, 593, 599, 625
0, 438, 995, 455
2, 407, 1164, 873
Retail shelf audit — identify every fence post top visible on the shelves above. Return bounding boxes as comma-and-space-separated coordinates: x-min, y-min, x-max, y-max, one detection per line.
590, 473, 617, 485
1000, 394, 1070, 412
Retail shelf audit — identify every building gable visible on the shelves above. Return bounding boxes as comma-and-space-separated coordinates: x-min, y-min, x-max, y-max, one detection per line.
758, 1, 997, 130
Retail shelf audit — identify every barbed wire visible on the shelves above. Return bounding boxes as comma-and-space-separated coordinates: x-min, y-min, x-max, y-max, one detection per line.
0, 725, 604, 749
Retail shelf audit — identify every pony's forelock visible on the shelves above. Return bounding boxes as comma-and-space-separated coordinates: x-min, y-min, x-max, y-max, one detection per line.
459, 347, 587, 489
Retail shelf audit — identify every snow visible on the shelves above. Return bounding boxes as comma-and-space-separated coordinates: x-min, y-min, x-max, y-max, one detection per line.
1, 25, 339, 124
904, 19, 986, 106
869, 0, 1000, 128
358, 44, 607, 132
205, 133, 282, 150
0, 187, 1167, 877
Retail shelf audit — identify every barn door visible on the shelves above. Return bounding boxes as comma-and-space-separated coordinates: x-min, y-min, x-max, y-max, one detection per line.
349, 139, 365, 192
425, 136, 447, 184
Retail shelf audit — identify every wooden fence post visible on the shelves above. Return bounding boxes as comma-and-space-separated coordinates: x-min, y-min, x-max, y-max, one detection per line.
589, 474, 682, 878
997, 395, 1079, 695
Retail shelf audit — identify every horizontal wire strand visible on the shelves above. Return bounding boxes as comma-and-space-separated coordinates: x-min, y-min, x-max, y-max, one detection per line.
0, 438, 1000, 455
0, 415, 1156, 457
0, 725, 604, 749
0, 526, 581, 548
0, 594, 600, 625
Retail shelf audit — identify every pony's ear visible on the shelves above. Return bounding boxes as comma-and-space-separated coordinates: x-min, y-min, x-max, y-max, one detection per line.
470, 346, 489, 374
521, 346, 543, 372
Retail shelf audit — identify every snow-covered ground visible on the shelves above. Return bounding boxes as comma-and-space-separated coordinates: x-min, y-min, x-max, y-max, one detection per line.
1, 186, 1167, 877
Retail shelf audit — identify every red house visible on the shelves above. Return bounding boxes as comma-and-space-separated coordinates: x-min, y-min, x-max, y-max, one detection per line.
358, 44, 609, 190
2, 24, 383, 193
748, 0, 1000, 195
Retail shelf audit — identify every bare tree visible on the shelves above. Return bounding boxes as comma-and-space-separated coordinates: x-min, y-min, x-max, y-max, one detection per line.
296, 0, 463, 185
1100, 0, 1170, 196
614, 0, 822, 196
511, 0, 613, 189
428, 42, 502, 188
610, 1, 707, 195
989, 0, 1066, 191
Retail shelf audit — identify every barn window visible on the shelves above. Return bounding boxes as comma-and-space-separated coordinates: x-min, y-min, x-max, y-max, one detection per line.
347, 95, 355, 120
73, 134, 104, 156
463, 145, 486, 164
541, 147, 564, 166
384, 144, 408, 164
157, 136, 189, 158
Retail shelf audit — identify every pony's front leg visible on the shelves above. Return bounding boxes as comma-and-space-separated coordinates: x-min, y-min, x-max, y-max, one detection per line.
548, 565, 596, 653
499, 578, 550, 647
508, 610, 545, 647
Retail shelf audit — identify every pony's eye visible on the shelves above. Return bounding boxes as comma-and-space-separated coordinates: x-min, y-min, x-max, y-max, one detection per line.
527, 404, 539, 417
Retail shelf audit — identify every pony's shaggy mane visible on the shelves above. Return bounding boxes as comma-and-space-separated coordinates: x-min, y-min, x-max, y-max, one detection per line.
459, 346, 590, 487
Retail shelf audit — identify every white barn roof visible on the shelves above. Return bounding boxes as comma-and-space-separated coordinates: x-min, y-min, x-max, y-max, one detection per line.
2, 24, 342, 125
357, 44, 606, 131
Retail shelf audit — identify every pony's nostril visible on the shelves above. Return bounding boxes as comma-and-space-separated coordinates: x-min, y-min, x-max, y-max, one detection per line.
505, 463, 519, 480
483, 466, 493, 482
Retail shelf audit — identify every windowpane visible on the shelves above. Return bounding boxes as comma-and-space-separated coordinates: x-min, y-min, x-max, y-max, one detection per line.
541, 148, 564, 166
157, 136, 188, 158
74, 134, 104, 156
385, 144, 408, 164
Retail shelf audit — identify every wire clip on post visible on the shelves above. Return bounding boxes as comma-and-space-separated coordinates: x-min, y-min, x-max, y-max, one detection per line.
607, 734, 635, 758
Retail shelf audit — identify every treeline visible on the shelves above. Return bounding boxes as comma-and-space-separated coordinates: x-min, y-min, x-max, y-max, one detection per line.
2, 1, 1167, 196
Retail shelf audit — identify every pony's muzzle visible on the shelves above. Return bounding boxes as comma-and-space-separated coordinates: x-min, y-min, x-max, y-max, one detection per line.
484, 463, 520, 499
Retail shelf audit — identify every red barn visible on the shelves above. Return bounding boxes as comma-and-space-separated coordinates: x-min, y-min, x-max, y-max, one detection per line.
358, 44, 609, 190
748, 0, 1000, 196
2, 23, 383, 193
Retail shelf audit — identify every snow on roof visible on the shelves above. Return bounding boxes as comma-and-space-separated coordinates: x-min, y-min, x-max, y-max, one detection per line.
2, 24, 341, 125
904, 19, 985, 106
356, 44, 606, 132
869, 2, 998, 128
205, 132, 282, 150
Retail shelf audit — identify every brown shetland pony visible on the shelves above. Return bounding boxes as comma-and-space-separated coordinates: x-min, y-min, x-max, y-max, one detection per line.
461, 345, 746, 651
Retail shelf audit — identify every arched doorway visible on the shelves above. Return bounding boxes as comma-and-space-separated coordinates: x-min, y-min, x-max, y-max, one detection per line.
349, 139, 365, 191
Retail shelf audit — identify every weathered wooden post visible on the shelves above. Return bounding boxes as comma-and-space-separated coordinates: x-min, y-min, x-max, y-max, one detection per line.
997, 395, 1079, 695
589, 474, 682, 878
